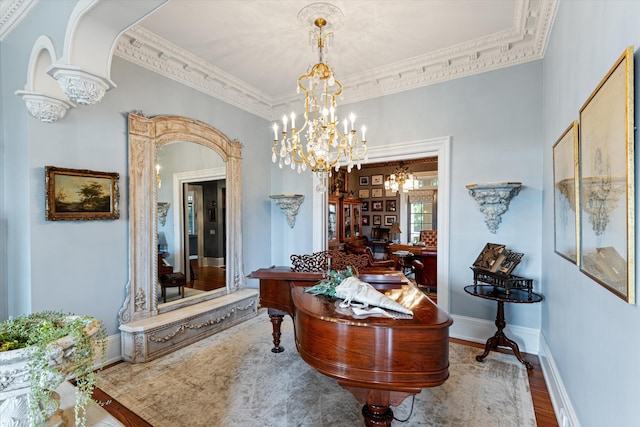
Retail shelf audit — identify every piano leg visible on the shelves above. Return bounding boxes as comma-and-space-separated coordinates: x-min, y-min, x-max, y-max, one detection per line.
341, 385, 418, 427
267, 309, 285, 353
362, 404, 394, 427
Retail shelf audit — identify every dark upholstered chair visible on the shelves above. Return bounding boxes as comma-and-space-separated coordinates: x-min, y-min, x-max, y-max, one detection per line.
411, 250, 437, 291
345, 243, 396, 269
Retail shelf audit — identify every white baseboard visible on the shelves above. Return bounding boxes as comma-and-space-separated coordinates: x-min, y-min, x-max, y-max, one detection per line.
100, 333, 122, 367
539, 336, 579, 427
203, 257, 224, 267
450, 314, 540, 354
451, 315, 578, 426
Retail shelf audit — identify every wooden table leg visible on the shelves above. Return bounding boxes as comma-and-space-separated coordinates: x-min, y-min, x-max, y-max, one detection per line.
267, 309, 285, 353
476, 301, 533, 370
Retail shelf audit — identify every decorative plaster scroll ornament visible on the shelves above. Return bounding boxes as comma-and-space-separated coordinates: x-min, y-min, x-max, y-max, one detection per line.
14, 91, 75, 123
270, 194, 305, 228
466, 182, 522, 233
47, 66, 116, 105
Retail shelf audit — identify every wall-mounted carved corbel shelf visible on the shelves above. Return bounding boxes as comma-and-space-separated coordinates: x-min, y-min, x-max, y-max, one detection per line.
466, 182, 522, 233
270, 194, 305, 228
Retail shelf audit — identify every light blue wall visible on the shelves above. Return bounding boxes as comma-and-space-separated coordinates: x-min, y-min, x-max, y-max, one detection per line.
270, 62, 543, 332
1, 0, 272, 333
335, 62, 543, 328
7, 2, 640, 424
0, 40, 5, 322
268, 165, 315, 266
542, 1, 640, 426
1, 0, 79, 318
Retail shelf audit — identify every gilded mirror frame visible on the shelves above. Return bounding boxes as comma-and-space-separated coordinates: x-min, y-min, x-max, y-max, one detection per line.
119, 114, 244, 324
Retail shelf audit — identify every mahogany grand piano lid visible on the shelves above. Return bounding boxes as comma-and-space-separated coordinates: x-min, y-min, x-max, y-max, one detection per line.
292, 277, 452, 328
249, 266, 452, 326
249, 266, 408, 283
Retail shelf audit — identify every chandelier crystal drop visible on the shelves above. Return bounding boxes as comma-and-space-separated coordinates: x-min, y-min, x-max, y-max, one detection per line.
271, 16, 367, 182
384, 164, 418, 193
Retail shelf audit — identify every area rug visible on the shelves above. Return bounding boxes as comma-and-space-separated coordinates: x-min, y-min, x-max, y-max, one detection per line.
97, 311, 536, 426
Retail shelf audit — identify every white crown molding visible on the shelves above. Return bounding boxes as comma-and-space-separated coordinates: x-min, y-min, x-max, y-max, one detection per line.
0, 0, 37, 41
114, 25, 274, 119
113, 0, 556, 121
4, 0, 556, 120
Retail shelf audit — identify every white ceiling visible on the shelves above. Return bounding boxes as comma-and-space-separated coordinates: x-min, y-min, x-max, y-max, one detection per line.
1, 0, 558, 120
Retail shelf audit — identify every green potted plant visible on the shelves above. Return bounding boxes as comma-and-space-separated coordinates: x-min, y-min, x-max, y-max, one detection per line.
0, 311, 106, 427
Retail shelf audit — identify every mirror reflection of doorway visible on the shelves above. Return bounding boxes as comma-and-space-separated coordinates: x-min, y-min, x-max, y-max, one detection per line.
155, 139, 231, 306
174, 180, 226, 301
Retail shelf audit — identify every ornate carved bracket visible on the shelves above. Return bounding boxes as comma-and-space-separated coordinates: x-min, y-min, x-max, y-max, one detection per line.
466, 182, 522, 233
157, 202, 170, 226
270, 194, 305, 228
47, 66, 115, 105
14, 91, 75, 123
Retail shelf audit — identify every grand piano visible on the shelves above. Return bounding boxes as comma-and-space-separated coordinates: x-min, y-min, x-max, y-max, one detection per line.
250, 262, 452, 427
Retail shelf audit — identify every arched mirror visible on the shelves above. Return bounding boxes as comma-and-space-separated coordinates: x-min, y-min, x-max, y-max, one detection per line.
156, 142, 227, 306
119, 114, 245, 324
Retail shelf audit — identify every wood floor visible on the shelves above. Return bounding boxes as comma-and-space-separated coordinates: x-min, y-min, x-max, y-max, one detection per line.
92, 338, 558, 427
186, 264, 226, 291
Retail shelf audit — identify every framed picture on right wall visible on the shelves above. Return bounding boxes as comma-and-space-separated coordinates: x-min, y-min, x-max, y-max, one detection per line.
552, 121, 580, 265
578, 46, 635, 304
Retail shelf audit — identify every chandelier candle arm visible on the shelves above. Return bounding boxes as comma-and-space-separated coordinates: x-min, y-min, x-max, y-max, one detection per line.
270, 10, 368, 180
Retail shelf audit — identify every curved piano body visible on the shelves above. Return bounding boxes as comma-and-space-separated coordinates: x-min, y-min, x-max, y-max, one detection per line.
250, 267, 452, 426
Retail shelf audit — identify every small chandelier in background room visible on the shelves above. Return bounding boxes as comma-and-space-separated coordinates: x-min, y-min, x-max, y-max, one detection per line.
271, 4, 367, 186
385, 163, 418, 194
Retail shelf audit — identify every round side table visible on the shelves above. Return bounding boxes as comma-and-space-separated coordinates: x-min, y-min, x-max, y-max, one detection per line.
464, 284, 543, 370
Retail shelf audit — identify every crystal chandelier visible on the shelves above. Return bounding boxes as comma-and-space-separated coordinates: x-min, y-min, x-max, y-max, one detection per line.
271, 16, 367, 178
384, 164, 418, 193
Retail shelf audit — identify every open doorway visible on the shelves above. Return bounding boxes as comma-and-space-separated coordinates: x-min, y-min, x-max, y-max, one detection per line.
182, 180, 226, 289
312, 136, 451, 310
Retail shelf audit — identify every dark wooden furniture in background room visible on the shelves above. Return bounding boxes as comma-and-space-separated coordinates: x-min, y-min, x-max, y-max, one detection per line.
157, 253, 186, 302
345, 243, 396, 270
250, 265, 452, 427
411, 249, 437, 290
342, 197, 363, 242
328, 195, 343, 250
328, 195, 364, 249
157, 253, 173, 276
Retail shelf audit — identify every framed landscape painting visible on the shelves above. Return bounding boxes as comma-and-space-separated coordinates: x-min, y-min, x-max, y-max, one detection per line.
553, 121, 580, 264
45, 166, 120, 221
578, 46, 635, 303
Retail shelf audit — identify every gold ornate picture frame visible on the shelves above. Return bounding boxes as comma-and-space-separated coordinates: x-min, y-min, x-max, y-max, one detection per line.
578, 46, 635, 303
45, 166, 120, 221
553, 121, 580, 264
